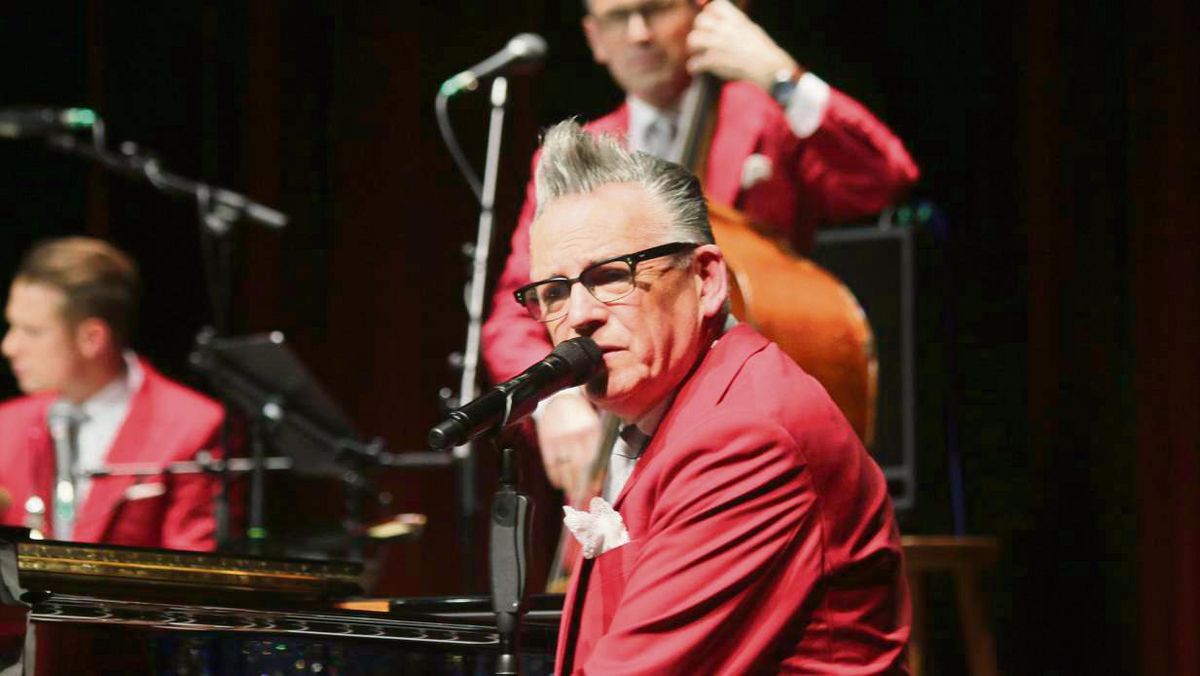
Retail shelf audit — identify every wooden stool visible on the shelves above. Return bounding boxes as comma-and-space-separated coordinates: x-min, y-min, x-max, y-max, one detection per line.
902, 535, 999, 676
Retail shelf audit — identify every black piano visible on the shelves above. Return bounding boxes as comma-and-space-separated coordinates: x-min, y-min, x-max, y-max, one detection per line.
0, 527, 561, 674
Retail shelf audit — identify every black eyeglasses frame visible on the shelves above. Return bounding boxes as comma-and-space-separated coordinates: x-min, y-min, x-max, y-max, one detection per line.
513, 241, 700, 322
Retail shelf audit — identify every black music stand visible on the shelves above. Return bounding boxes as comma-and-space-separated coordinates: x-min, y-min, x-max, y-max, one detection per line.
190, 330, 447, 557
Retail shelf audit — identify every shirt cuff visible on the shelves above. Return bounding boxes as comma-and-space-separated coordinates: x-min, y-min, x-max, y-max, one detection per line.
784, 71, 832, 139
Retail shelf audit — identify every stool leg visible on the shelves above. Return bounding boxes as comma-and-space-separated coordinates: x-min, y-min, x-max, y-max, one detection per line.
953, 569, 997, 676
908, 571, 926, 676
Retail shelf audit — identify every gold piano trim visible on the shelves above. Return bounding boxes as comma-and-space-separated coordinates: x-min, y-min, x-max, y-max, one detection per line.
1, 531, 362, 604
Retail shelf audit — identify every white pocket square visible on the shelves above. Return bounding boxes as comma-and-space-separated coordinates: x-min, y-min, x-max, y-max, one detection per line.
123, 482, 166, 502
563, 497, 630, 559
740, 153, 773, 190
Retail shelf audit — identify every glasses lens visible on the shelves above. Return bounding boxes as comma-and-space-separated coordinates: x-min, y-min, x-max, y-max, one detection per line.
582, 261, 635, 302
596, 0, 680, 34
526, 280, 571, 321
596, 10, 628, 33
643, 0, 681, 22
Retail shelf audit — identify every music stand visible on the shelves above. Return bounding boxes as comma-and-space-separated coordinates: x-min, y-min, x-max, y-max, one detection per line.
191, 330, 367, 476
190, 330, 398, 557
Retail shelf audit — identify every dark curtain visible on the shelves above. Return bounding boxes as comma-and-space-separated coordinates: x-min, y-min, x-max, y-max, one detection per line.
3, 1, 1197, 672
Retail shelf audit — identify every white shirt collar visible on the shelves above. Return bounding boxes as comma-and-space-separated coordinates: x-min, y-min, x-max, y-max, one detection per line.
76, 351, 143, 419
626, 80, 700, 157
623, 394, 673, 441
627, 95, 678, 138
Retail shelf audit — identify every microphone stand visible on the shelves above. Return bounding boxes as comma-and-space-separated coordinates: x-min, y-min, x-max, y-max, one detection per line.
437, 77, 511, 590
490, 443, 531, 675
79, 453, 293, 555
41, 132, 288, 232
79, 455, 295, 478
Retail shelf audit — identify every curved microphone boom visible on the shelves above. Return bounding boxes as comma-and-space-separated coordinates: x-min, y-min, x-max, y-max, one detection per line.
440, 33, 548, 97
428, 336, 604, 450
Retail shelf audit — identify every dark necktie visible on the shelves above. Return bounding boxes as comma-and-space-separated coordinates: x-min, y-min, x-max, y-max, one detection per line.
604, 424, 651, 501
642, 116, 677, 159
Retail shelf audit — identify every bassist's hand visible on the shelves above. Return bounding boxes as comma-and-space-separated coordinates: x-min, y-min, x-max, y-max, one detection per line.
536, 388, 603, 501
686, 0, 802, 91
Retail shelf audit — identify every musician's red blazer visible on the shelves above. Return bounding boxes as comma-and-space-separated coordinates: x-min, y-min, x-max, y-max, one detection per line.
483, 81, 920, 383
555, 325, 910, 674
0, 358, 223, 551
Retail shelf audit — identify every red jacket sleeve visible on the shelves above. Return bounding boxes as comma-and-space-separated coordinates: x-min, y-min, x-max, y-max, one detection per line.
797, 87, 920, 224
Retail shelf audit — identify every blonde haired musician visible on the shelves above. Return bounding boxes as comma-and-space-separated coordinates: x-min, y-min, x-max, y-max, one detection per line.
0, 237, 223, 550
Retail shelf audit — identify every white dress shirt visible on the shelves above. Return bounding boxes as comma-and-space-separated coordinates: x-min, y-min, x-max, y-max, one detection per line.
68, 352, 144, 507
602, 396, 674, 503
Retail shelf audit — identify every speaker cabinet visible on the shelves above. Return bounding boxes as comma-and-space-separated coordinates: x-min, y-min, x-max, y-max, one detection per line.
811, 223, 916, 510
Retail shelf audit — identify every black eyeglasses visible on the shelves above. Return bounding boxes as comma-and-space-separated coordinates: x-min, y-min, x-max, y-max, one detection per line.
591, 0, 694, 36
514, 241, 699, 323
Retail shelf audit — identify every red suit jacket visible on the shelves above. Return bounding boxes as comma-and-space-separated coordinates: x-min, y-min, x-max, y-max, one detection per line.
556, 325, 909, 674
483, 81, 920, 383
0, 358, 223, 551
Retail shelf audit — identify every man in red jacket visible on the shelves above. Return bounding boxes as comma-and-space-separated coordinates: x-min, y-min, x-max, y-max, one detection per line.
0, 237, 222, 551
484, 0, 919, 497
525, 120, 908, 673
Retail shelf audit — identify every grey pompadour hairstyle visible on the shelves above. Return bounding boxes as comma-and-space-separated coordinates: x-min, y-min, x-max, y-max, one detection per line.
533, 119, 714, 245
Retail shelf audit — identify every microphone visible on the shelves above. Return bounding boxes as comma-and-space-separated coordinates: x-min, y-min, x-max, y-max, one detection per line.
439, 33, 548, 97
0, 107, 98, 139
428, 336, 604, 450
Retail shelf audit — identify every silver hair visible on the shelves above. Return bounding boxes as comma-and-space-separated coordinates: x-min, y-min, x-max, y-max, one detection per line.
533, 119, 713, 245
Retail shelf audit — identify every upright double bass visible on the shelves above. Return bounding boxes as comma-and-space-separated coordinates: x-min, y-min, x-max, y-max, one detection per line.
677, 78, 878, 445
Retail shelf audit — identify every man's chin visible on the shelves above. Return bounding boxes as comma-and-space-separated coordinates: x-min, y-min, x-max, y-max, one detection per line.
14, 377, 51, 395
584, 380, 642, 419
616, 72, 689, 107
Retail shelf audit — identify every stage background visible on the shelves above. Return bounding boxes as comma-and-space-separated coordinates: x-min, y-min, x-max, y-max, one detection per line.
2, 2, 1196, 673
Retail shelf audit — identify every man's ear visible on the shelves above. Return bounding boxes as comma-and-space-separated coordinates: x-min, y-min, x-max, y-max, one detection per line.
692, 244, 728, 320
73, 317, 113, 360
582, 15, 610, 66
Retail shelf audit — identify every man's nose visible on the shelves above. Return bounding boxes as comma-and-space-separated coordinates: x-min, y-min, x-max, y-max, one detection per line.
625, 11, 653, 42
563, 283, 608, 336
1, 329, 17, 359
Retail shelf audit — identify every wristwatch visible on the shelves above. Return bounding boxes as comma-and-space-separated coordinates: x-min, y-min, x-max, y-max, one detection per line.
769, 66, 801, 107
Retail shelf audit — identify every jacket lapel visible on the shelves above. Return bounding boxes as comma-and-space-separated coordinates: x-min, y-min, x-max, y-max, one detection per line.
612, 325, 768, 512
560, 327, 767, 670
25, 403, 57, 535
704, 85, 767, 208
555, 551, 593, 674
72, 362, 159, 542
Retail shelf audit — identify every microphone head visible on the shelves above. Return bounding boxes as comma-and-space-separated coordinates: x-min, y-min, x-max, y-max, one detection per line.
551, 336, 605, 385
507, 33, 548, 62
0, 107, 96, 139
